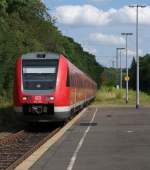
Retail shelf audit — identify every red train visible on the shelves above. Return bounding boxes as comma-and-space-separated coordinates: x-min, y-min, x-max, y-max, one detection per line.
14, 53, 97, 122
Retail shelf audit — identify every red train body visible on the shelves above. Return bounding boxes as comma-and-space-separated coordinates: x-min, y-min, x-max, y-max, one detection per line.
14, 53, 97, 122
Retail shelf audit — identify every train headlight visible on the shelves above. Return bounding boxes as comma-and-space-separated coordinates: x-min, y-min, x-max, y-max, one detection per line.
50, 96, 54, 100
22, 96, 30, 101
46, 96, 54, 101
22, 96, 27, 101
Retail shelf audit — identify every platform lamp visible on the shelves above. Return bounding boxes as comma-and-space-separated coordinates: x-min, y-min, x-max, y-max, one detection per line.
116, 48, 125, 89
121, 33, 133, 104
129, 4, 146, 109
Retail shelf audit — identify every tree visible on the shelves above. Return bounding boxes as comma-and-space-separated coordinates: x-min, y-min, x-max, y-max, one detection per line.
129, 57, 136, 90
129, 55, 150, 94
0, 0, 103, 98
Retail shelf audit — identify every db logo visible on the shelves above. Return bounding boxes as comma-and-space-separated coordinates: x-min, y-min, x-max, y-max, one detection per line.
35, 96, 41, 101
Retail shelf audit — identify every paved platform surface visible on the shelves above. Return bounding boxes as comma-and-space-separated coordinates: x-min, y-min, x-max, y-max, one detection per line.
30, 107, 150, 170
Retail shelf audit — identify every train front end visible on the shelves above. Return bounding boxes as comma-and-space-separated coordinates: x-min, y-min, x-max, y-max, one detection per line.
14, 53, 70, 122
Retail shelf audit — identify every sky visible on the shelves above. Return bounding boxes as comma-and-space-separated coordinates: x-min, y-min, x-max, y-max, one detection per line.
43, 0, 150, 67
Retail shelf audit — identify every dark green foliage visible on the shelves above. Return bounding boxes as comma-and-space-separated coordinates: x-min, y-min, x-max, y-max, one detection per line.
101, 68, 116, 87
139, 54, 150, 94
129, 57, 136, 90
0, 0, 103, 98
129, 54, 150, 94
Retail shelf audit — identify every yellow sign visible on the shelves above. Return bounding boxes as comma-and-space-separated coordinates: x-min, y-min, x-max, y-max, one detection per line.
125, 76, 130, 81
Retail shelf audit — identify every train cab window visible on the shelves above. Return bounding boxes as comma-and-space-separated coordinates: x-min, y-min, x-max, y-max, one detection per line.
22, 59, 58, 91
66, 68, 70, 87
81, 80, 83, 88
70, 75, 72, 86
80, 80, 82, 88
72, 75, 76, 87
74, 78, 76, 87
73, 78, 75, 87
76, 78, 78, 87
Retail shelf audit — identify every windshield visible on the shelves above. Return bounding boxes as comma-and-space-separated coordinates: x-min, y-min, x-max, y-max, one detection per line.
22, 59, 58, 91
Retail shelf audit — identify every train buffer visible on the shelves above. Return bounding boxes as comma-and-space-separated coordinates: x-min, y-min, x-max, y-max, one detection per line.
18, 107, 150, 170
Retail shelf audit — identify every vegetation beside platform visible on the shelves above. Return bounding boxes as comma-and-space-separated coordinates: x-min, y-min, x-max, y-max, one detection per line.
94, 86, 150, 107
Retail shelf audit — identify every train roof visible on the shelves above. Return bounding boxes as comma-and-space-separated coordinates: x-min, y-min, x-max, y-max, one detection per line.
22, 52, 59, 60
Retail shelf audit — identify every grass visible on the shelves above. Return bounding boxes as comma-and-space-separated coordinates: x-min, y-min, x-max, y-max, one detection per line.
94, 86, 150, 107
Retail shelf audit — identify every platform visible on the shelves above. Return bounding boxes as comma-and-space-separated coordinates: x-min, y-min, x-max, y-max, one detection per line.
30, 107, 150, 170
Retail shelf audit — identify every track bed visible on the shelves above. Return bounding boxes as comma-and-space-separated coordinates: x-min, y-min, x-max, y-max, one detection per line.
0, 126, 60, 170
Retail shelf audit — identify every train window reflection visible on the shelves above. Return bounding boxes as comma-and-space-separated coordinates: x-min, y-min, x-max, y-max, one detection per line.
22, 59, 58, 91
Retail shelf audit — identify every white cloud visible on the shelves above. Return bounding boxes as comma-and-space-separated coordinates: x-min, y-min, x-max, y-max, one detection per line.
89, 33, 125, 45
113, 6, 150, 25
54, 5, 150, 26
54, 5, 115, 26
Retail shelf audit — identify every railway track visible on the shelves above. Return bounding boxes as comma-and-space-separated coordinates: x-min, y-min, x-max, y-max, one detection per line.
0, 125, 61, 170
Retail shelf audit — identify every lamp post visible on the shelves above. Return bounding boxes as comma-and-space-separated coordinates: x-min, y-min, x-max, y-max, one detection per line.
119, 48, 125, 89
116, 48, 125, 89
129, 4, 146, 109
121, 33, 133, 104
116, 48, 119, 89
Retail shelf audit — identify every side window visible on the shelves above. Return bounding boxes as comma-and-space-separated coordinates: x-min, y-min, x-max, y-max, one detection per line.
66, 68, 70, 87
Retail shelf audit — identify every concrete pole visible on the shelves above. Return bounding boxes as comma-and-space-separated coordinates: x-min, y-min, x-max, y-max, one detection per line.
121, 33, 133, 104
120, 50, 122, 89
129, 4, 146, 108
136, 6, 140, 108
116, 48, 119, 88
